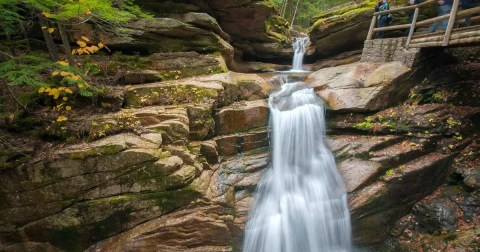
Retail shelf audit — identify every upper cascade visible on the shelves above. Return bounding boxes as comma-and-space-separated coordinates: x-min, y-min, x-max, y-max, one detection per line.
292, 37, 309, 71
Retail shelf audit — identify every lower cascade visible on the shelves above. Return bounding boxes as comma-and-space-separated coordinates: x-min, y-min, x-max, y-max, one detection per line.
242, 39, 352, 252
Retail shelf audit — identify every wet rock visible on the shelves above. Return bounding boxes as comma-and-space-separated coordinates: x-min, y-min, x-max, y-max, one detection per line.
326, 135, 403, 162
338, 158, 382, 192
215, 100, 269, 135
207, 149, 270, 203
215, 129, 269, 156
305, 62, 412, 111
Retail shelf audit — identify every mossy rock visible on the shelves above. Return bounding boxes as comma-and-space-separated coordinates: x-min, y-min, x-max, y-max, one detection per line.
21, 188, 202, 251
124, 83, 221, 108
308, 0, 378, 58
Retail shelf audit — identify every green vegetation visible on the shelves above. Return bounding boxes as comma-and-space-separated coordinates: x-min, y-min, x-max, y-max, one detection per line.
0, 1, 149, 141
272, 0, 355, 28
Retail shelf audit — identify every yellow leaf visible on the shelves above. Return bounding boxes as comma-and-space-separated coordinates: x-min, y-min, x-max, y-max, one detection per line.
64, 88, 73, 94
60, 71, 70, 77
58, 87, 65, 91
47, 28, 55, 33
72, 49, 77, 54
86, 46, 98, 53
56, 116, 68, 122
45, 87, 51, 92
78, 83, 85, 88
66, 106, 72, 111
57, 61, 69, 66
76, 40, 87, 48
81, 36, 90, 42
63, 97, 68, 101
70, 75, 81, 81
97, 42, 104, 48
41, 26, 47, 30
38, 87, 46, 93
56, 103, 64, 109
84, 9, 92, 15
42, 11, 52, 18
51, 70, 60, 76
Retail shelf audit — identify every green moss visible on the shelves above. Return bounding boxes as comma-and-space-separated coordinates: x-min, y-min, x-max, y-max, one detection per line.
147, 186, 202, 211
265, 15, 291, 42
69, 144, 124, 159
125, 84, 219, 108
354, 121, 374, 130
385, 168, 395, 177
309, 0, 377, 33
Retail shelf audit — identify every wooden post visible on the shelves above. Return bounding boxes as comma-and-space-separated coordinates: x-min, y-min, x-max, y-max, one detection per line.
443, 0, 460, 46
367, 15, 377, 40
406, 7, 420, 47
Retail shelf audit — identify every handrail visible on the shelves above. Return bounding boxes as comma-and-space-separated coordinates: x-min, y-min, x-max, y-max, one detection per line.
366, 0, 480, 48
372, 0, 436, 16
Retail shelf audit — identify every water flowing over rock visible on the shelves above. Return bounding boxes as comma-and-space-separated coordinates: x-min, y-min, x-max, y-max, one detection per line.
292, 37, 309, 71
243, 82, 352, 252
242, 38, 352, 251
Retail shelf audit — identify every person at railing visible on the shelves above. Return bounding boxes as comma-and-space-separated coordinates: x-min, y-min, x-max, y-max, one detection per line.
375, 0, 391, 38
461, 0, 477, 26
405, 0, 423, 35
429, 0, 453, 32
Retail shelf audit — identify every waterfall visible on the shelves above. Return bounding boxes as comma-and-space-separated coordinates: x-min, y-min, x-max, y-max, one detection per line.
242, 39, 352, 252
292, 37, 309, 71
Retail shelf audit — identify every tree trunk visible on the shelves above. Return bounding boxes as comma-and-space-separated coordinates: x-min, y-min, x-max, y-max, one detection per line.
281, 0, 289, 17
19, 22, 31, 52
57, 22, 74, 66
290, 0, 301, 28
38, 15, 57, 61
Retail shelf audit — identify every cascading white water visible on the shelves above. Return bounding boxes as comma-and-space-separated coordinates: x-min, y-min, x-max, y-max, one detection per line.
242, 39, 352, 252
292, 37, 309, 71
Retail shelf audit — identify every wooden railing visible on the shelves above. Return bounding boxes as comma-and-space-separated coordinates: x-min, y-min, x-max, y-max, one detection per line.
366, 0, 480, 47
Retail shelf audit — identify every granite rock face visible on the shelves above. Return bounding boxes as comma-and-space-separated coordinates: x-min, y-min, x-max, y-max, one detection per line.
305, 61, 412, 111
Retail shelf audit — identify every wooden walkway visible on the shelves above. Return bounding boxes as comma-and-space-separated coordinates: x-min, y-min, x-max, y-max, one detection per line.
366, 0, 480, 48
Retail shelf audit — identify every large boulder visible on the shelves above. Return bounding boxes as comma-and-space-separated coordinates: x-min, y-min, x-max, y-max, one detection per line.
305, 61, 412, 111
120, 52, 228, 84
308, 0, 377, 59
69, 15, 233, 56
